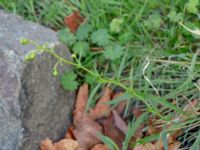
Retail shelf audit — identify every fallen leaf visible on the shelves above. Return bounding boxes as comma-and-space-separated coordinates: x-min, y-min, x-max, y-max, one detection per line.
112, 110, 128, 134
65, 125, 75, 139
147, 125, 159, 135
170, 99, 199, 139
40, 138, 55, 150
74, 83, 88, 113
73, 113, 102, 149
133, 108, 143, 118
64, 12, 84, 33
169, 142, 180, 150
183, 99, 198, 112
133, 143, 156, 150
73, 83, 89, 125
100, 114, 124, 149
144, 143, 156, 150
89, 87, 112, 119
54, 139, 81, 150
146, 118, 162, 136
133, 145, 145, 150
91, 144, 109, 150
154, 140, 163, 150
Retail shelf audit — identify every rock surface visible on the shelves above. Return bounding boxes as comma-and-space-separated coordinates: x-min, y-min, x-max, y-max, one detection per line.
0, 9, 75, 150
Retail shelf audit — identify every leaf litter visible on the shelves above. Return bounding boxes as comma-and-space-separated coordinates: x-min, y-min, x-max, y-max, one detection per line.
40, 83, 199, 150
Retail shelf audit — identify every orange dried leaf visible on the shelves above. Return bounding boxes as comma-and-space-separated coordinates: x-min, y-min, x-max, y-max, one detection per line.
169, 142, 181, 150
89, 87, 112, 119
64, 12, 84, 33
73, 84, 89, 125
112, 110, 128, 134
144, 143, 156, 150
73, 114, 102, 149
133, 142, 160, 150
101, 114, 124, 149
155, 140, 163, 150
65, 125, 75, 139
147, 126, 158, 135
133, 108, 143, 118
74, 83, 88, 113
91, 144, 109, 150
54, 139, 81, 150
40, 138, 55, 150
170, 129, 182, 141
133, 145, 145, 150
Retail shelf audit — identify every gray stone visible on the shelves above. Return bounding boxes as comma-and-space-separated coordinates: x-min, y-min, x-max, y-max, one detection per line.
0, 10, 75, 150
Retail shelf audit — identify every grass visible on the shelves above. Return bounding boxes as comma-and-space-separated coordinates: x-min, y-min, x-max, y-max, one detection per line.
2, 0, 200, 149
0, 0, 75, 29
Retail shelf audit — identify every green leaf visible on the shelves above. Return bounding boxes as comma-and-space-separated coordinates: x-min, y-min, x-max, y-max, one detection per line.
60, 71, 79, 91
58, 28, 76, 47
91, 29, 110, 46
168, 10, 183, 22
103, 44, 124, 60
72, 41, 90, 57
76, 23, 91, 41
144, 13, 162, 29
85, 73, 96, 85
185, 0, 199, 14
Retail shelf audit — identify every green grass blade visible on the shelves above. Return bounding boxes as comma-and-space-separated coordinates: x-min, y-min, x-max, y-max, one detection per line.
123, 112, 148, 150
85, 83, 101, 112
97, 134, 119, 150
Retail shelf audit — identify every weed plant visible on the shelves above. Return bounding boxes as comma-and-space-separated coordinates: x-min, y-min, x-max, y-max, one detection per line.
3, 0, 200, 149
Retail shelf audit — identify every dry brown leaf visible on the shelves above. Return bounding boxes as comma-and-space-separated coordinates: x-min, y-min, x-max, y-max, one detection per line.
90, 144, 109, 150
144, 143, 156, 150
133, 108, 143, 118
64, 12, 84, 33
65, 125, 75, 139
73, 84, 89, 125
146, 118, 163, 137
89, 87, 112, 119
183, 99, 198, 112
147, 126, 159, 135
133, 143, 156, 150
133, 145, 145, 150
154, 140, 163, 150
73, 114, 102, 150
168, 99, 199, 142
40, 139, 55, 150
112, 110, 128, 134
100, 114, 124, 149
173, 99, 198, 123
74, 83, 88, 113
54, 139, 81, 150
169, 142, 180, 150
112, 92, 127, 114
